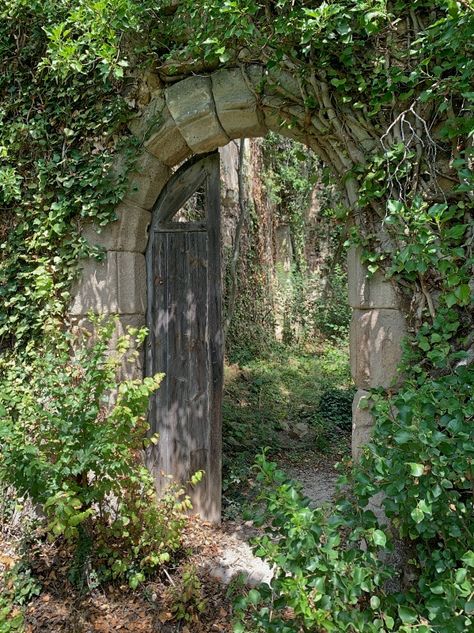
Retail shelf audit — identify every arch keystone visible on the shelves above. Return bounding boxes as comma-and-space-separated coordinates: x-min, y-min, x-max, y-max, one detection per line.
165, 76, 229, 152
211, 67, 267, 138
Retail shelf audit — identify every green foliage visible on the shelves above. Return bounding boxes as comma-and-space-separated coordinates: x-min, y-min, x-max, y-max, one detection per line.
0, 321, 189, 586
261, 134, 320, 264
234, 454, 395, 633
311, 264, 352, 342
260, 135, 350, 346
0, 558, 41, 633
224, 232, 277, 365
236, 453, 473, 632
166, 563, 208, 623
0, 0, 472, 629
0, 595, 24, 633
358, 361, 474, 632
0, 0, 143, 348
317, 387, 355, 432
222, 344, 352, 516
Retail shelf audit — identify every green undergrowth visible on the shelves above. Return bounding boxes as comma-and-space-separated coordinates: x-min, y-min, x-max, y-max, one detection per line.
222, 340, 354, 518
0, 320, 192, 622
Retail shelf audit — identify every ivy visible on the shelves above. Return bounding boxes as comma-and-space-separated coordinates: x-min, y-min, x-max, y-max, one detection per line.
0, 1, 144, 348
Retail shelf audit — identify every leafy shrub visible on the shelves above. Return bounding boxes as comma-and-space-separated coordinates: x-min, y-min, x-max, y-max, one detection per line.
234, 454, 394, 633
0, 320, 190, 587
0, 559, 41, 633
236, 452, 474, 633
166, 563, 208, 624
316, 387, 355, 432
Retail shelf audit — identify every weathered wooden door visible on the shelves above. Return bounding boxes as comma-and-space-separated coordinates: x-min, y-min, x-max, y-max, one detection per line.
145, 153, 223, 523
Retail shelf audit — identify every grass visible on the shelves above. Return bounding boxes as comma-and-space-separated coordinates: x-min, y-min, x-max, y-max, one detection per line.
222, 340, 354, 517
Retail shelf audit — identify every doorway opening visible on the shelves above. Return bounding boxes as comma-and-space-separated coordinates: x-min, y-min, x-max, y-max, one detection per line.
145, 135, 354, 525
218, 136, 354, 521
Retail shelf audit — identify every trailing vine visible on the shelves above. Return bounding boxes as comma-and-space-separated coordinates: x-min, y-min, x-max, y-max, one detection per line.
0, 1, 143, 349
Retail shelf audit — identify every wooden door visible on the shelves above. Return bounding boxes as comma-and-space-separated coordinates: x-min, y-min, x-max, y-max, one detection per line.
145, 153, 223, 523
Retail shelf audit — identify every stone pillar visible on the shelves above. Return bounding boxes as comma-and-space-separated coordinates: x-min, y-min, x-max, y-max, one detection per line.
347, 247, 406, 460
69, 163, 163, 380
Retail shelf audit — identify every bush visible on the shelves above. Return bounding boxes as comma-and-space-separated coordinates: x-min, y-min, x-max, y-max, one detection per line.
234, 454, 394, 633
0, 320, 190, 588
316, 387, 355, 432
236, 451, 474, 633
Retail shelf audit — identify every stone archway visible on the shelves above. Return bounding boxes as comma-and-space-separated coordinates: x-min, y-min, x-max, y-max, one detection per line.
69, 66, 406, 518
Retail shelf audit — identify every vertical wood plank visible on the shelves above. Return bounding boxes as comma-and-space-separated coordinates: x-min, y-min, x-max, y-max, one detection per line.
205, 153, 223, 523
146, 152, 223, 523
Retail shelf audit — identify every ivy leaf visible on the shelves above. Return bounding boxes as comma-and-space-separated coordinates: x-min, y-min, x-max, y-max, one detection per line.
373, 529, 387, 547
394, 430, 412, 444
408, 463, 424, 477
398, 606, 418, 624
461, 551, 474, 567
411, 508, 425, 524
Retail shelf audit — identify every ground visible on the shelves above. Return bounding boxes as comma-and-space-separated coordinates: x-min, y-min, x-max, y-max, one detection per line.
0, 343, 352, 632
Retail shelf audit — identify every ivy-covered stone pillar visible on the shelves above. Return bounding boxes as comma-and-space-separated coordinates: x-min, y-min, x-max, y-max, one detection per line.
347, 246, 407, 461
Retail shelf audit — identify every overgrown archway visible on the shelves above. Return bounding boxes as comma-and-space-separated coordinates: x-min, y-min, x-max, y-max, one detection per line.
70, 67, 406, 521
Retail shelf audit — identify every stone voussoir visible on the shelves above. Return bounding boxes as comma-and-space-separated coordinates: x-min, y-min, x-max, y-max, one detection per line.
145, 105, 192, 166
82, 202, 151, 253
166, 75, 229, 153
211, 67, 267, 139
124, 151, 172, 209
128, 92, 166, 142
350, 308, 406, 389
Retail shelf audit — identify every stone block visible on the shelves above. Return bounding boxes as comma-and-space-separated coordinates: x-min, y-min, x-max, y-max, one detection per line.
128, 93, 166, 142
351, 389, 373, 462
166, 76, 229, 152
116, 252, 146, 315
212, 68, 266, 139
350, 308, 406, 389
69, 252, 146, 316
124, 151, 171, 209
145, 106, 192, 166
69, 253, 119, 315
82, 202, 151, 253
347, 246, 398, 309
71, 314, 146, 381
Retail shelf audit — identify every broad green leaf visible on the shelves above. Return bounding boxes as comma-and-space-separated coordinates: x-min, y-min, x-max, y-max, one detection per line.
398, 605, 418, 624
408, 463, 424, 477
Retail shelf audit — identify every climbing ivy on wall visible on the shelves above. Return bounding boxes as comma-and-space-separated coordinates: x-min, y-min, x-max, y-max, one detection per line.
0, 1, 144, 348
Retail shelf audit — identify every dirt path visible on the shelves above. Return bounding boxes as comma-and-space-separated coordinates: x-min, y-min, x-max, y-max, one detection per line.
207, 431, 350, 588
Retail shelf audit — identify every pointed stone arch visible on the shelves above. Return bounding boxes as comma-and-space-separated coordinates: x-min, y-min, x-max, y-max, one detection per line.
69, 66, 406, 518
